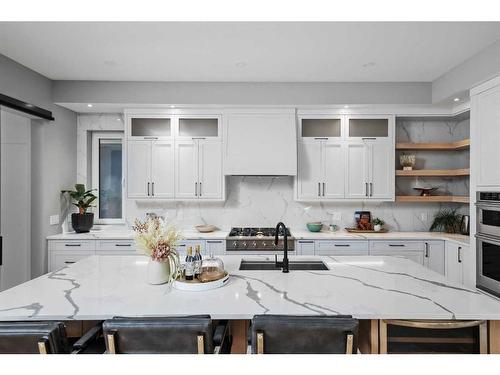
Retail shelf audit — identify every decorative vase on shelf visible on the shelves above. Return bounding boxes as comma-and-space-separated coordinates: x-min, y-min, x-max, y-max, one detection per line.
147, 258, 171, 285
399, 154, 416, 171
374, 224, 382, 232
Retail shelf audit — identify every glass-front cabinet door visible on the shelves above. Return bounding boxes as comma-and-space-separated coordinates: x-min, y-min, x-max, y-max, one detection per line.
299, 116, 342, 140
127, 116, 172, 139
176, 116, 221, 140
346, 115, 393, 139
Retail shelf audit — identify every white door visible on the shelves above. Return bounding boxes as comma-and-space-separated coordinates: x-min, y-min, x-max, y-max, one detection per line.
369, 141, 393, 199
198, 141, 222, 199
297, 141, 322, 200
0, 110, 31, 291
151, 141, 174, 198
323, 142, 345, 199
423, 241, 445, 275
445, 242, 464, 284
127, 140, 151, 198
346, 142, 368, 199
175, 140, 198, 199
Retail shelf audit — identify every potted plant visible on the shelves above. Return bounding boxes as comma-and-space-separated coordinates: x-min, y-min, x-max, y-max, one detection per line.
430, 208, 462, 233
133, 217, 182, 285
373, 217, 385, 232
61, 184, 97, 233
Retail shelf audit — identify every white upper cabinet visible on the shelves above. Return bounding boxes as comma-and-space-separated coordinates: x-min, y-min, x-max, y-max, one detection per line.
151, 141, 175, 198
127, 116, 173, 140
471, 80, 500, 188
297, 141, 323, 200
177, 116, 220, 140
296, 114, 394, 201
175, 139, 224, 200
346, 142, 369, 199
127, 140, 151, 198
198, 140, 223, 199
127, 140, 174, 199
322, 142, 345, 199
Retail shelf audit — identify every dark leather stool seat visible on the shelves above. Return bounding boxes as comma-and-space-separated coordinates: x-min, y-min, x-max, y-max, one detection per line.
0, 321, 102, 354
102, 315, 231, 354
251, 315, 359, 354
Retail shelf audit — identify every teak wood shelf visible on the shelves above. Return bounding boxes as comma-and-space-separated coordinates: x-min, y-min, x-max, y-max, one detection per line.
395, 168, 470, 177
396, 196, 470, 203
395, 139, 470, 151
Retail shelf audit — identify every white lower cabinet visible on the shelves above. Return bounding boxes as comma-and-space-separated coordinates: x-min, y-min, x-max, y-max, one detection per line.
423, 241, 445, 275
445, 242, 469, 285
315, 240, 369, 256
296, 240, 315, 255
370, 241, 425, 265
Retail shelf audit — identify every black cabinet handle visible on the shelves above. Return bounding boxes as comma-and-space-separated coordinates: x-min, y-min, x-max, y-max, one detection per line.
64, 261, 75, 264
389, 244, 405, 247
115, 244, 132, 247
314, 137, 328, 140
207, 240, 222, 244
147, 182, 150, 196
152, 182, 155, 196
334, 244, 351, 247
65, 244, 81, 247
458, 246, 462, 263
299, 240, 314, 244
424, 242, 429, 258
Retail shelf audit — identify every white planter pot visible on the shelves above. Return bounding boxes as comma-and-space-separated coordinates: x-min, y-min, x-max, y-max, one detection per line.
374, 224, 382, 232
147, 258, 170, 285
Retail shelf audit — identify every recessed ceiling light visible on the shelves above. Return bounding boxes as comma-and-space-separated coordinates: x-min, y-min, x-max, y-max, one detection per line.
116, 118, 121, 121
170, 105, 175, 108
25, 103, 33, 108
454, 98, 460, 102
344, 105, 349, 109
87, 104, 93, 108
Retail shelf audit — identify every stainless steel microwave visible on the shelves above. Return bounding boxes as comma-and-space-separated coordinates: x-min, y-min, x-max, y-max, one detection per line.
477, 192, 500, 238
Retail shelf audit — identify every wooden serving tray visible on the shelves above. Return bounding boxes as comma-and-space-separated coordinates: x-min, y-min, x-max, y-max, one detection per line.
345, 228, 389, 233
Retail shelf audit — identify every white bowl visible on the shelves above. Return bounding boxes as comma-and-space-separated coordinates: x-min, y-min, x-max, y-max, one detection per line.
195, 224, 217, 233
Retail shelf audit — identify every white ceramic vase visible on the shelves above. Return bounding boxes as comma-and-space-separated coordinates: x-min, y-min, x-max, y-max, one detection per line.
147, 258, 170, 285
374, 224, 382, 232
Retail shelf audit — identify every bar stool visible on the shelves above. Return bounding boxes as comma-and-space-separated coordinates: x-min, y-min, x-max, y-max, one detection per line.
250, 315, 358, 354
0, 321, 102, 354
379, 319, 488, 354
102, 315, 231, 354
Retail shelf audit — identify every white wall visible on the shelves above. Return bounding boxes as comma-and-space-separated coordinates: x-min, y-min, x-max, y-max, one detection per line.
0, 54, 77, 277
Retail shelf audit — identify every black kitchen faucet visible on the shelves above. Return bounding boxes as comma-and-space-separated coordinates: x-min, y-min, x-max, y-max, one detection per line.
274, 222, 289, 273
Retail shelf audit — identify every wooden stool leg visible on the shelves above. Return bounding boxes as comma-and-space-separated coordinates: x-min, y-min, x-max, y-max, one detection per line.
379, 320, 388, 354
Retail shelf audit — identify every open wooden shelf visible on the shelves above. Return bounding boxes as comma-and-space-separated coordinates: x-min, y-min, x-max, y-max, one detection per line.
396, 139, 470, 151
396, 168, 470, 177
396, 195, 470, 203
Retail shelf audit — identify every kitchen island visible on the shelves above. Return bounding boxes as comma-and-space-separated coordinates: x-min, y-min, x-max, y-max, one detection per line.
1, 255, 499, 353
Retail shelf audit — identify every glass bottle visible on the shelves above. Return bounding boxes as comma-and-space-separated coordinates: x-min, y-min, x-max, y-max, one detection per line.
185, 247, 194, 281
194, 245, 202, 278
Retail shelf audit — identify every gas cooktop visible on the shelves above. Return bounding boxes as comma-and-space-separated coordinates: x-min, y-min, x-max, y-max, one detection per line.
228, 227, 291, 238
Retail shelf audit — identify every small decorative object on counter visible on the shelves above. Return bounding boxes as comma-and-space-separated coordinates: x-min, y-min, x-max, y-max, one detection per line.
373, 217, 385, 232
430, 208, 462, 234
61, 184, 97, 233
195, 224, 217, 233
355, 211, 372, 230
329, 224, 338, 232
400, 153, 416, 171
306, 222, 323, 232
173, 252, 228, 291
133, 217, 182, 285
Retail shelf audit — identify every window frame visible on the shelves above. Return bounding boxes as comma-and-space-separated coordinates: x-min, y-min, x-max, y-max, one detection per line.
91, 131, 125, 224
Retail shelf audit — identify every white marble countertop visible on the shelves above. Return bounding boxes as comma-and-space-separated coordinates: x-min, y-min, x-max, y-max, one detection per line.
292, 230, 470, 246
47, 228, 469, 246
47, 229, 229, 240
0, 255, 498, 321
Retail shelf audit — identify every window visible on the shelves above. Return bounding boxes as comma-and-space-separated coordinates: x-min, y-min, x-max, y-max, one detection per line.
91, 132, 124, 223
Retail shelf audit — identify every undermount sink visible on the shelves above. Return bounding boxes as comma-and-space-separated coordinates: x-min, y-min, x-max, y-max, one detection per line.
239, 260, 329, 271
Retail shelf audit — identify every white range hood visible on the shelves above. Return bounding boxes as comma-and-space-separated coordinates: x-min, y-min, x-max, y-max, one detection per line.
224, 109, 297, 176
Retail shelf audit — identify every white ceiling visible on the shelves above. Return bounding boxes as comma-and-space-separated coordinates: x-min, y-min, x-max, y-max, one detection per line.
0, 22, 499, 82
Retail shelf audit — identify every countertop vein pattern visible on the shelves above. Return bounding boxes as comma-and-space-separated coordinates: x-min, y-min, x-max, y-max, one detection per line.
0, 255, 499, 321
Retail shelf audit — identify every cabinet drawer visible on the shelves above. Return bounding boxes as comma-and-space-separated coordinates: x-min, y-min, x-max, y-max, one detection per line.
50, 240, 96, 251
297, 240, 315, 255
96, 240, 137, 252
49, 250, 93, 272
316, 240, 369, 252
370, 241, 424, 252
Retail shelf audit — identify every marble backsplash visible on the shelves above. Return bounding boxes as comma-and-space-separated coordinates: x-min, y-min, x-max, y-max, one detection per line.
78, 113, 470, 232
